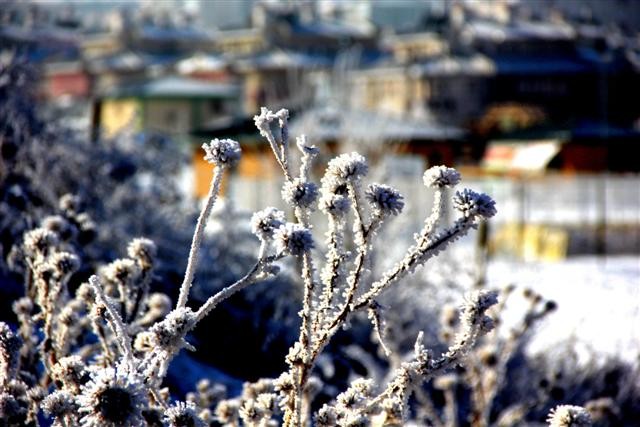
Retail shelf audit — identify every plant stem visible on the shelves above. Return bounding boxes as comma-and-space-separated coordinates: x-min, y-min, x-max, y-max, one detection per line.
177, 166, 224, 309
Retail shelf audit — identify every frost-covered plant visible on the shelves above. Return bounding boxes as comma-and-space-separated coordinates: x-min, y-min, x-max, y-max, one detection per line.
0, 102, 501, 426
235, 107, 498, 426
1, 54, 299, 384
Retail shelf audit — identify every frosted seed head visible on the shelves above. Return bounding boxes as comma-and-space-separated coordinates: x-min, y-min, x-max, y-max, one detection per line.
59, 305, 79, 325
274, 223, 314, 256
273, 371, 295, 394
77, 366, 147, 427
202, 138, 241, 167
251, 207, 286, 241
147, 293, 172, 314
255, 393, 277, 414
316, 405, 338, 427
215, 399, 240, 423
0, 392, 26, 424
365, 184, 404, 216
12, 298, 32, 317
127, 238, 156, 268
547, 405, 592, 427
325, 152, 368, 183
23, 228, 58, 257
59, 193, 81, 213
133, 331, 155, 353
423, 166, 461, 188
49, 251, 80, 276
239, 400, 261, 424
281, 179, 318, 209
101, 259, 140, 287
41, 215, 76, 240
319, 193, 351, 216
42, 390, 77, 417
51, 358, 86, 386
453, 188, 497, 219
164, 401, 206, 427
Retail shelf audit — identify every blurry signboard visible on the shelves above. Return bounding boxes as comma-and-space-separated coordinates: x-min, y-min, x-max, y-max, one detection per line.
482, 139, 562, 173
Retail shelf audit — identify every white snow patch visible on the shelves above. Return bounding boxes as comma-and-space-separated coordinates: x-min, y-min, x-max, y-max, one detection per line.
488, 256, 640, 363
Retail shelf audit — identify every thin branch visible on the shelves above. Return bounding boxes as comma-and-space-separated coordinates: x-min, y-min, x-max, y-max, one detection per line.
177, 165, 224, 309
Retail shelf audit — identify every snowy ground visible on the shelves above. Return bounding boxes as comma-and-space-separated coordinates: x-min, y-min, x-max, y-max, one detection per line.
487, 255, 640, 363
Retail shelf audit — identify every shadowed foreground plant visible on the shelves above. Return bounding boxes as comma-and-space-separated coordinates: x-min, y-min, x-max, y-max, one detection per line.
0, 106, 503, 426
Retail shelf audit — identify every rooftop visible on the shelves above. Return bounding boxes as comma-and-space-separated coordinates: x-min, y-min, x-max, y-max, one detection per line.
101, 75, 239, 99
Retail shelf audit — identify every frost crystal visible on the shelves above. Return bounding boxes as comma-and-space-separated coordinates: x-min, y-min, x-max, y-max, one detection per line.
250, 207, 286, 241
274, 223, 314, 256
452, 188, 497, 219
281, 179, 319, 208
423, 165, 461, 188
201, 138, 241, 167
365, 183, 404, 216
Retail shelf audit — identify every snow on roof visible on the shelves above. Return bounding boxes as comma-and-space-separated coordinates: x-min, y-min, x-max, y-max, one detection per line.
466, 20, 575, 43
290, 19, 374, 39
409, 54, 496, 77
103, 76, 239, 99
234, 50, 333, 71
87, 51, 177, 73
176, 53, 228, 74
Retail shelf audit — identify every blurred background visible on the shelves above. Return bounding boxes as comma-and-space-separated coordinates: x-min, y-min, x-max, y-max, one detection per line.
1, 0, 639, 422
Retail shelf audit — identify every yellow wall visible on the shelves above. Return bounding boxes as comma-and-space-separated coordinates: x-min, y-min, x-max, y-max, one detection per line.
193, 148, 280, 198
101, 99, 140, 137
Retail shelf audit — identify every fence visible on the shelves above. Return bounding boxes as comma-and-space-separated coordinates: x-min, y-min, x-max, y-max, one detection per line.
228, 173, 640, 258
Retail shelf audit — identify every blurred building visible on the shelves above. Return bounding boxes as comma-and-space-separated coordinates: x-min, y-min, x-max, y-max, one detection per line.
94, 76, 239, 139
3, 0, 640, 179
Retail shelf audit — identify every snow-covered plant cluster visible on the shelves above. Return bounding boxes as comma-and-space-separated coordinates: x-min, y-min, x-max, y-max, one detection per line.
0, 54, 298, 382
0, 101, 506, 426
2, 55, 638, 426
